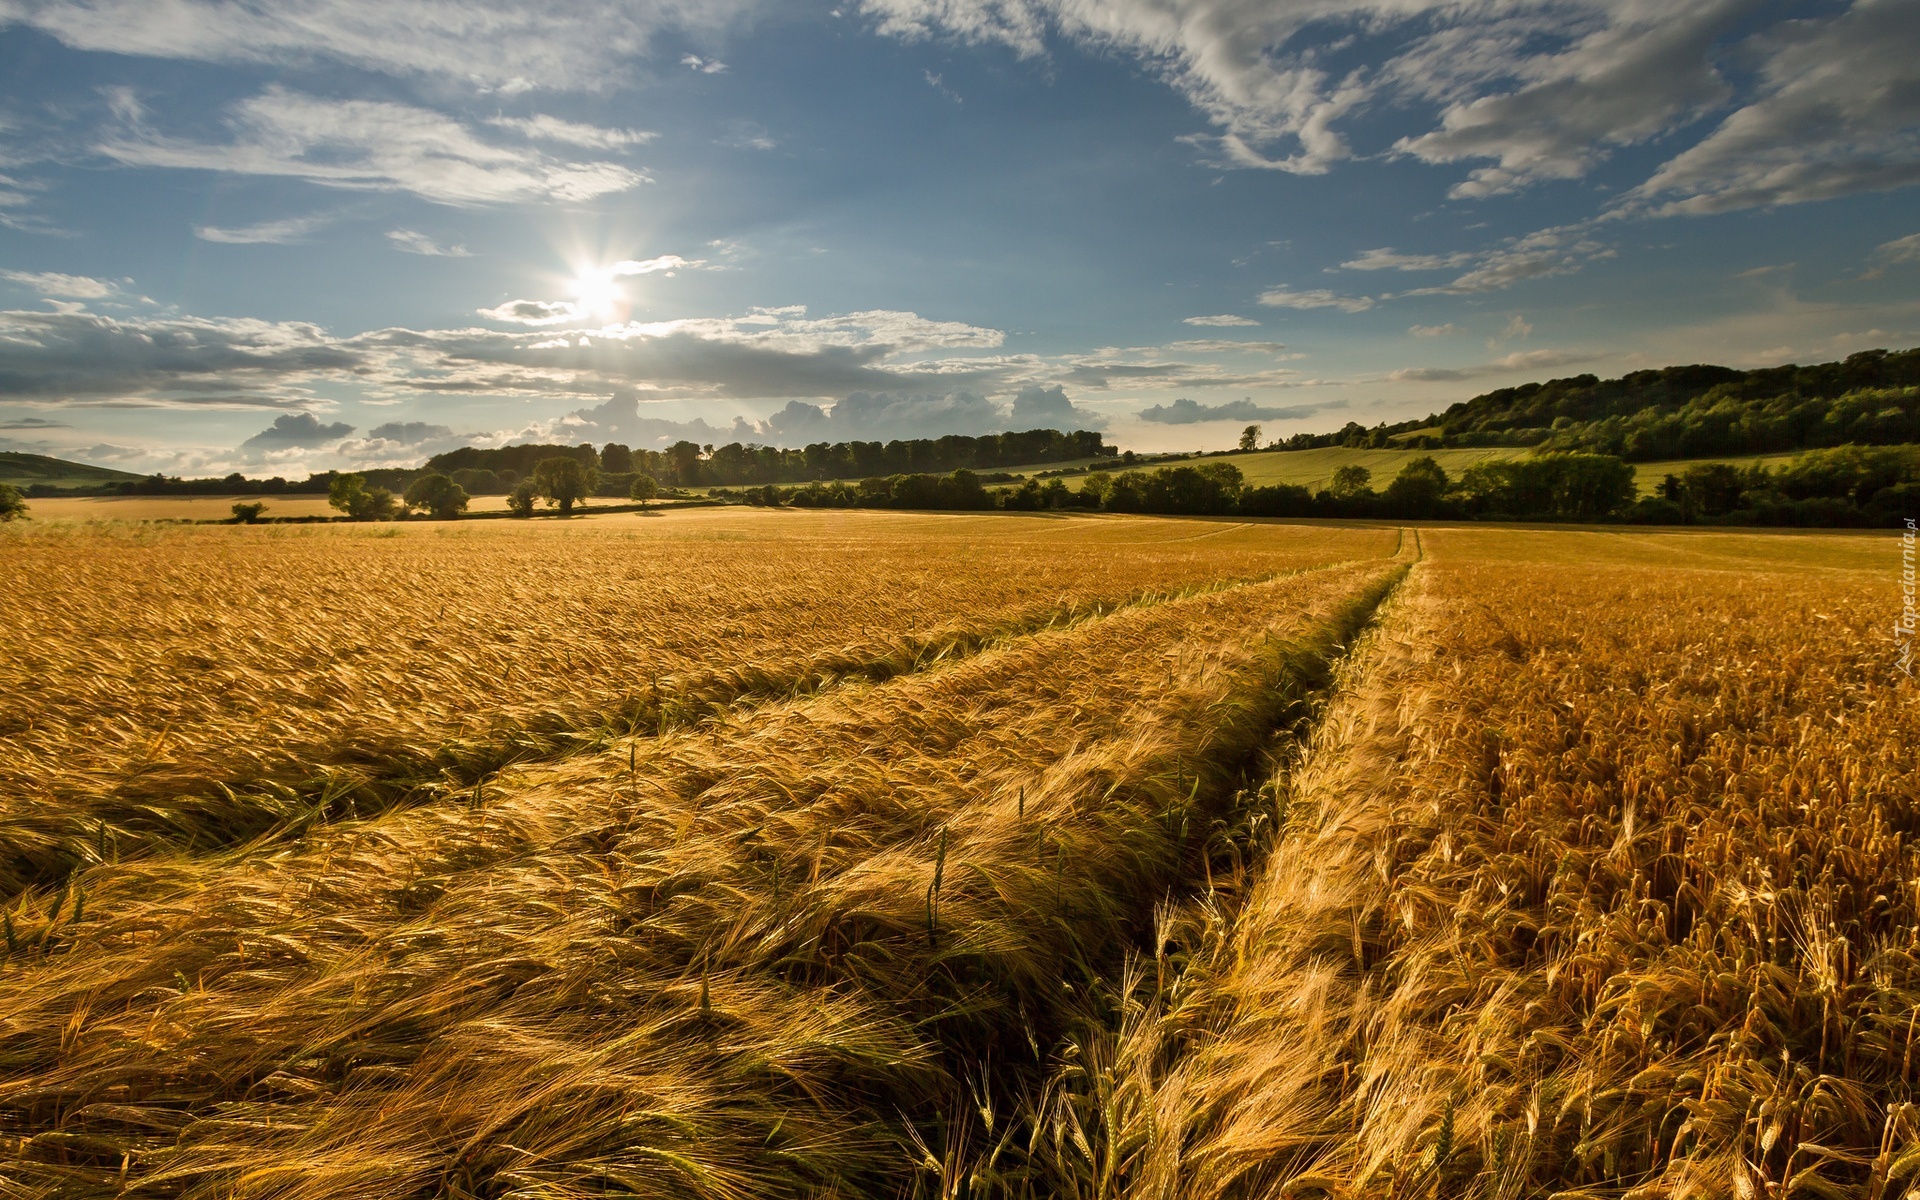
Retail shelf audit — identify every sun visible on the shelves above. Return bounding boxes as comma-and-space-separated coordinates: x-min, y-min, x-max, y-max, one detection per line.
569, 266, 625, 322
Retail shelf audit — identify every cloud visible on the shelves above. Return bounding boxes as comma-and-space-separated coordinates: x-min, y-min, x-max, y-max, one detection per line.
0, 416, 69, 429
487, 115, 655, 149
1008, 383, 1105, 429
1137, 397, 1334, 425
365, 421, 456, 444
681, 53, 728, 73
1395, 0, 1743, 197
1183, 314, 1259, 327
388, 229, 472, 257
1410, 323, 1462, 337
0, 309, 355, 407
1, 0, 756, 91
240, 412, 355, 450
478, 299, 584, 325
1628, 0, 1920, 215
98, 87, 648, 206
1165, 339, 1290, 354
1340, 248, 1474, 272
196, 214, 333, 244
1386, 348, 1598, 382
611, 255, 703, 276
0, 270, 119, 299
1878, 233, 1920, 265
1257, 286, 1373, 313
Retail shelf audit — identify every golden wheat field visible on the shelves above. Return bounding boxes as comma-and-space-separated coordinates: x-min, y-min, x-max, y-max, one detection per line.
0, 510, 1909, 1199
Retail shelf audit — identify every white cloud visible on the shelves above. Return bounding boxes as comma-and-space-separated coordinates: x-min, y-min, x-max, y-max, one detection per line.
487, 114, 655, 150
1387, 348, 1597, 382
196, 214, 332, 244
0, 270, 119, 299
1, 0, 756, 91
1878, 233, 1920, 265
611, 255, 703, 275
479, 299, 585, 325
1257, 286, 1373, 313
1628, 0, 1920, 215
1340, 248, 1474, 271
387, 229, 472, 257
1409, 323, 1461, 337
1183, 314, 1258, 326
1166, 339, 1289, 354
681, 53, 728, 72
98, 87, 647, 206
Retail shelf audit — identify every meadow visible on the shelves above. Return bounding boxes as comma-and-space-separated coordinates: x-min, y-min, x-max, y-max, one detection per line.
0, 509, 1906, 1199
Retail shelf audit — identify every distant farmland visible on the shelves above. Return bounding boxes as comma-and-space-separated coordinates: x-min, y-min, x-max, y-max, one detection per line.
0, 510, 1907, 1199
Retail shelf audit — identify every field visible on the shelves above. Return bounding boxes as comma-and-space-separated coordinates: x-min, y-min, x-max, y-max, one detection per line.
0, 509, 1907, 1199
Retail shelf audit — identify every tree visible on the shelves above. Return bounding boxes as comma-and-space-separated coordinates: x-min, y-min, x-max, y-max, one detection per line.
403, 472, 470, 519
328, 473, 396, 520
1383, 457, 1449, 517
1239, 425, 1262, 452
507, 479, 539, 517
533, 456, 595, 514
230, 501, 268, 524
628, 473, 660, 508
601, 442, 635, 473
0, 483, 27, 521
1329, 464, 1374, 499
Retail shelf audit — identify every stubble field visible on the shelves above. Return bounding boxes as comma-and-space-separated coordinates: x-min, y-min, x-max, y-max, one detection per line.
0, 509, 1907, 1199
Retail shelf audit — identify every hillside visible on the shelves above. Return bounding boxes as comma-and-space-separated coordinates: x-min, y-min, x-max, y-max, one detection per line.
1283, 347, 1920, 460
0, 452, 145, 490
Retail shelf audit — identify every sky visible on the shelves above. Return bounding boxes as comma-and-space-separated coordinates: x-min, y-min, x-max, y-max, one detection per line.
0, 0, 1917, 476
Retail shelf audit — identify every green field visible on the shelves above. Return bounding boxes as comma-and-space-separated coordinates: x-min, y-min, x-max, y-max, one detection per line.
0, 452, 145, 490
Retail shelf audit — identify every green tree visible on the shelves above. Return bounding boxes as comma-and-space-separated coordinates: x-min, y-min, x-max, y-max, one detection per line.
230, 501, 268, 524
1238, 424, 1262, 452
328, 473, 396, 521
403, 472, 470, 519
0, 483, 27, 521
1329, 464, 1374, 499
507, 479, 539, 517
1383, 456, 1449, 516
601, 443, 635, 473
628, 473, 660, 508
533, 456, 595, 514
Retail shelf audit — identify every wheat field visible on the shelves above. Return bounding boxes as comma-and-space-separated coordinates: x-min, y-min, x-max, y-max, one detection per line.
0, 510, 1905, 1199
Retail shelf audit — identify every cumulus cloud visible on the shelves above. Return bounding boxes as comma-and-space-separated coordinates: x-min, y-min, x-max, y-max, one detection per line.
98, 87, 648, 206
196, 214, 333, 244
1257, 286, 1374, 313
1007, 383, 1105, 429
552, 386, 1027, 447
479, 299, 583, 325
1137, 397, 1334, 425
486, 115, 655, 149
0, 0, 756, 92
1, 270, 120, 299
1387, 348, 1598, 382
1183, 314, 1259, 326
240, 412, 355, 449
387, 229, 472, 256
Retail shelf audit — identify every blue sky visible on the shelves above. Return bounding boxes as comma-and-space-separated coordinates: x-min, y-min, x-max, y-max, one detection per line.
0, 0, 1916, 475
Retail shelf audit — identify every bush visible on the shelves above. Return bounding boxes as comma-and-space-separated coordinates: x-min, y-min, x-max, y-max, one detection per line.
629, 474, 660, 508
403, 473, 470, 520
507, 479, 539, 517
230, 501, 268, 524
0, 483, 27, 521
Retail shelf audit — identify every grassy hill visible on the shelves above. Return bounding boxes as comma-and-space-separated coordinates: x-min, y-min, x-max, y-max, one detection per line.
0, 452, 145, 490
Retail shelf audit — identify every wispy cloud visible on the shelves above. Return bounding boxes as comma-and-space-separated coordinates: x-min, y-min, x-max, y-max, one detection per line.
98, 87, 648, 206
1340, 247, 1474, 271
1183, 314, 1259, 327
487, 115, 656, 150
0, 270, 120, 299
196, 214, 333, 244
1257, 286, 1374, 313
1137, 397, 1334, 425
1387, 348, 1596, 382
387, 229, 472, 257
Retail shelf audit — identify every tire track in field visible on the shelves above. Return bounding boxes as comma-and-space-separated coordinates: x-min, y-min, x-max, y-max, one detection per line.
0, 559, 1409, 1200
1, 550, 1405, 902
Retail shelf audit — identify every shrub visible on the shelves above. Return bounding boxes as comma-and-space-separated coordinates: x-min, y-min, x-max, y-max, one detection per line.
229, 501, 268, 524
327, 473, 396, 521
0, 483, 27, 521
507, 479, 539, 517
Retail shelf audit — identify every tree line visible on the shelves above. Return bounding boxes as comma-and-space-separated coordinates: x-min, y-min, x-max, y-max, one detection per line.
753, 445, 1920, 527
